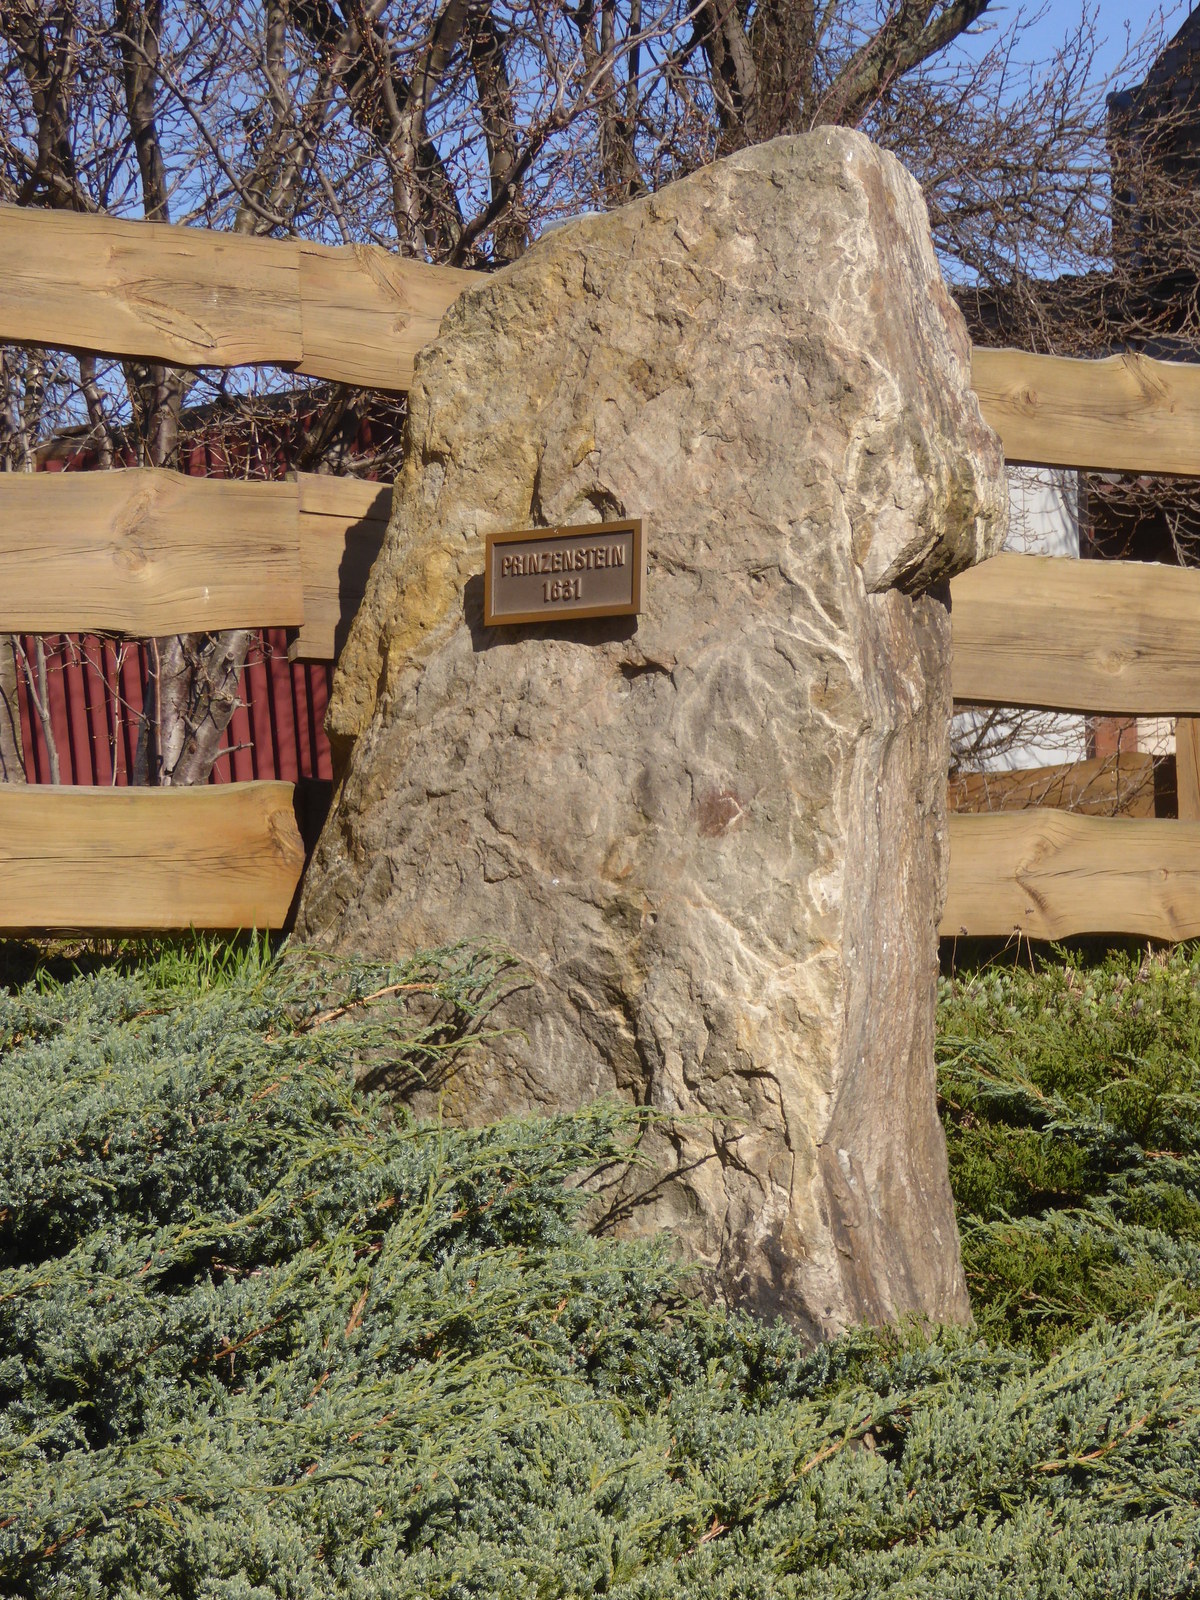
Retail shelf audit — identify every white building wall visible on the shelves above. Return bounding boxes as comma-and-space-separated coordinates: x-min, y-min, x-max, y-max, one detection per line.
951, 466, 1089, 772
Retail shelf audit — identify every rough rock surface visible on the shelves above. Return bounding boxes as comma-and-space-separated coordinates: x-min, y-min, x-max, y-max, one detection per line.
296, 128, 1007, 1336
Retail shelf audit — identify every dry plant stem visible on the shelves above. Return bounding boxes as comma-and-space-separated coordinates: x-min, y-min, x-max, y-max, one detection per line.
0, 351, 41, 771
301, 981, 441, 1031
0, 637, 24, 782
678, 1413, 878, 1558
15, 637, 60, 785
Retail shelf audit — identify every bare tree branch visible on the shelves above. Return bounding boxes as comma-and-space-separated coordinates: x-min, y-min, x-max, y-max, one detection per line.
817, 0, 993, 128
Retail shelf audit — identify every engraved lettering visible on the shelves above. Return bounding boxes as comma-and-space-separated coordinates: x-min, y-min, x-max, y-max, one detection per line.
485, 519, 643, 624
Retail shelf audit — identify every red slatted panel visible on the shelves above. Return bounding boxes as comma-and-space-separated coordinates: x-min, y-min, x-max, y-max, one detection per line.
12, 632, 333, 786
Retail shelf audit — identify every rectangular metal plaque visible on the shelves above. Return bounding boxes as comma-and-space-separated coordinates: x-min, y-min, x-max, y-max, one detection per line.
483, 519, 644, 626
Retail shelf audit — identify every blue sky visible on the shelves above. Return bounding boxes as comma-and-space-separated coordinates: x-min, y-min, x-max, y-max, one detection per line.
949, 0, 1196, 89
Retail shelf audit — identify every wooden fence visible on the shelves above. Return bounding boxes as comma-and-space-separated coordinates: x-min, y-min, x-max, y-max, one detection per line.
944, 350, 1200, 942
0, 466, 389, 659
0, 201, 447, 930
2, 203, 1200, 937
0, 461, 391, 928
0, 206, 474, 391
944, 551, 1200, 940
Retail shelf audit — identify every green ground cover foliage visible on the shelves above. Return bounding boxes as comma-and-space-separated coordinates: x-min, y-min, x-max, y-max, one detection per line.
3, 937, 1200, 1596
939, 946, 1200, 1353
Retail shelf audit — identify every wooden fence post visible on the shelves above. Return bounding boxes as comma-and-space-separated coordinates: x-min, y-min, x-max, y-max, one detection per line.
1176, 718, 1200, 821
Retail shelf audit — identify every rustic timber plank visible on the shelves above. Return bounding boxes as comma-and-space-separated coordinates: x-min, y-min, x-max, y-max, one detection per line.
0, 207, 474, 387
972, 346, 1200, 475
0, 206, 302, 368
294, 474, 391, 520
947, 751, 1156, 818
0, 470, 303, 634
0, 783, 304, 932
1176, 719, 1200, 821
293, 474, 389, 660
942, 812, 1200, 939
297, 243, 473, 390
951, 553, 1200, 713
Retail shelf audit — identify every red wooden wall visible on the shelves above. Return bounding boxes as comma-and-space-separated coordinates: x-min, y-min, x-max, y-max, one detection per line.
12, 632, 332, 787
11, 397, 399, 793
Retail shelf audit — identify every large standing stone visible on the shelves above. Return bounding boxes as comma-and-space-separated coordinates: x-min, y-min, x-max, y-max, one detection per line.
297, 128, 1007, 1337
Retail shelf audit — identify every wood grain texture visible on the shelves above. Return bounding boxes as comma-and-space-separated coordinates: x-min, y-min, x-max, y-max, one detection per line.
947, 751, 1156, 818
0, 466, 390, 652
0, 205, 302, 368
0, 470, 303, 633
951, 553, 1200, 713
942, 812, 1200, 939
18, 209, 1200, 438
297, 243, 473, 390
972, 346, 1200, 475
1176, 719, 1200, 822
0, 782, 304, 931
0, 206, 473, 387
293, 474, 389, 660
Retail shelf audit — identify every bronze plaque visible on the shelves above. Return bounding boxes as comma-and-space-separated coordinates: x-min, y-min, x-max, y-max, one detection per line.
484, 519, 644, 626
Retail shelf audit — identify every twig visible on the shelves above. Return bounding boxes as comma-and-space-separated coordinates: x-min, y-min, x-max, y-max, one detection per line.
301, 981, 441, 1030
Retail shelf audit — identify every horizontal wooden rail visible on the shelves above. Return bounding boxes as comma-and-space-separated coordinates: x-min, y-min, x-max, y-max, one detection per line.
0, 468, 389, 649
950, 552, 1200, 713
942, 813, 1200, 940
6, 204, 1200, 477
0, 206, 473, 391
6, 203, 1200, 478
293, 475, 389, 660
6, 485, 1198, 706
0, 783, 304, 931
947, 751, 1156, 818
0, 471, 303, 633
972, 346, 1200, 475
